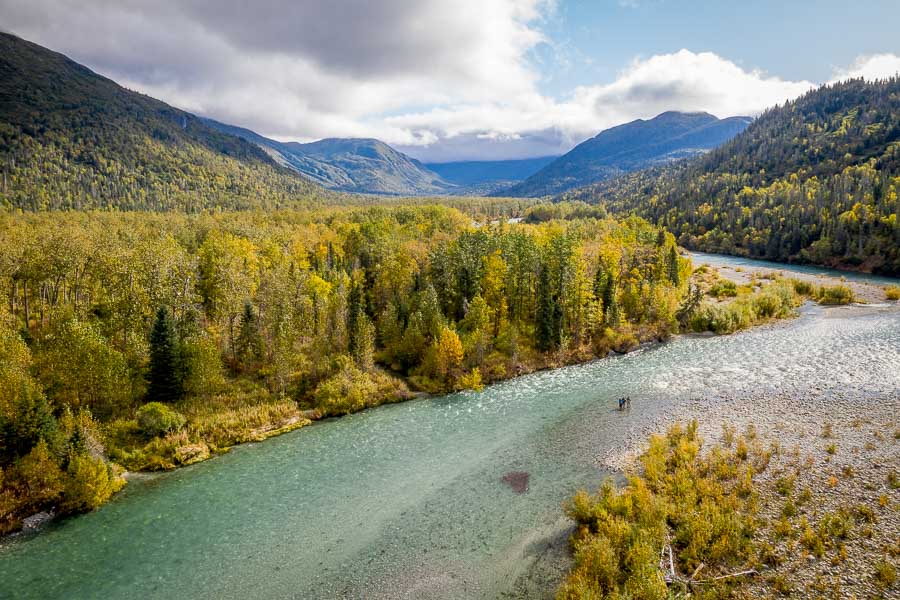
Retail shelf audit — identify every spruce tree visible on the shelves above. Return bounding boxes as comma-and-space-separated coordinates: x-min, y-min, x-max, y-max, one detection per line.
235, 301, 264, 371
536, 266, 556, 352
147, 306, 183, 402
667, 246, 681, 286
601, 269, 616, 323
347, 282, 374, 370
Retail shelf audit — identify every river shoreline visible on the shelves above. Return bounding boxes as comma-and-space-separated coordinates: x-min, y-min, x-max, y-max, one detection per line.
546, 301, 900, 598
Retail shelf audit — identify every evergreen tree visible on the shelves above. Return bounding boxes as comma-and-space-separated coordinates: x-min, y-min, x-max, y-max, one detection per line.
535, 265, 560, 351
667, 246, 681, 286
235, 302, 265, 371
147, 306, 184, 402
601, 269, 616, 324
348, 283, 375, 370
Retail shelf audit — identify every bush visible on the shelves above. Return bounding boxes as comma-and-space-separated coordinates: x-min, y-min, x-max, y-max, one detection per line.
885, 285, 900, 301
60, 453, 125, 513
875, 559, 897, 589
818, 285, 854, 305
136, 402, 186, 438
313, 357, 377, 416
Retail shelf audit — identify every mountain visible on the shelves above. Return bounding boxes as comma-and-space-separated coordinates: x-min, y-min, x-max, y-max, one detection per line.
565, 78, 900, 274
501, 112, 751, 197
424, 156, 558, 195
205, 120, 454, 196
0, 32, 325, 211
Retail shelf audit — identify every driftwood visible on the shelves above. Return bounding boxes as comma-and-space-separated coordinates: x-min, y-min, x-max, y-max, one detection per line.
659, 538, 758, 590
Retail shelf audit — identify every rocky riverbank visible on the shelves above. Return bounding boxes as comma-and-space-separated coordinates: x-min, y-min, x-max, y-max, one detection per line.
591, 305, 900, 598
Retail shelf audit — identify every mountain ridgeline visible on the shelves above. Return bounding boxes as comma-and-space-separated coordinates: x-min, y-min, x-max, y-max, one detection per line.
502, 111, 751, 197
565, 78, 900, 274
0, 32, 326, 211
204, 119, 457, 196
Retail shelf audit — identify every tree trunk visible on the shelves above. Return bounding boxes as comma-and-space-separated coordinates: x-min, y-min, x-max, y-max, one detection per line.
23, 281, 29, 329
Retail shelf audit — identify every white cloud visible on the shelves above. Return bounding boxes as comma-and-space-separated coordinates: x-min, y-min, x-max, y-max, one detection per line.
1, 1, 896, 161
831, 54, 900, 82
393, 50, 815, 160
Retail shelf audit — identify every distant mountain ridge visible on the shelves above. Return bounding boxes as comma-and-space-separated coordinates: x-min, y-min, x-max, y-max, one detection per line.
501, 111, 752, 197
425, 156, 557, 192
205, 120, 455, 195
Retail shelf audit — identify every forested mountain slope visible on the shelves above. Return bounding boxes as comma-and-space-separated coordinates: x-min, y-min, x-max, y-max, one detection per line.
565, 78, 900, 274
502, 111, 750, 197
205, 119, 455, 195
0, 33, 324, 210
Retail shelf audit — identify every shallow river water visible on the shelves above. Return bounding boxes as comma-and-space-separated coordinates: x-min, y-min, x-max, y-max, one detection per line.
1, 256, 899, 599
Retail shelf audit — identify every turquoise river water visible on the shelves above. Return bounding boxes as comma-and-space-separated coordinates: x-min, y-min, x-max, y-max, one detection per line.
1, 255, 899, 599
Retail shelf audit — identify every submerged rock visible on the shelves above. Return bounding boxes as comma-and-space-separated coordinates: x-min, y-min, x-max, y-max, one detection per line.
502, 471, 530, 493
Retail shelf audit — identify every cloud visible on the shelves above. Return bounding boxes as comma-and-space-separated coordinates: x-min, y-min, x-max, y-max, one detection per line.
393, 50, 814, 160
1, 0, 552, 145
1, 1, 895, 161
831, 53, 900, 82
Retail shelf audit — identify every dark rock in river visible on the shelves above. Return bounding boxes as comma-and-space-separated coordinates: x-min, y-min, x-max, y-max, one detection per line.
502, 471, 529, 493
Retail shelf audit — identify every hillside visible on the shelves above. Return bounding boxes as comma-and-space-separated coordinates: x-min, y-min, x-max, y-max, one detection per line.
0, 33, 323, 210
501, 111, 751, 197
206, 119, 455, 195
566, 78, 900, 275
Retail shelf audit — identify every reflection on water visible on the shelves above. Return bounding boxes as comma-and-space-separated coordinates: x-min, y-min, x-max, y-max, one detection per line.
2, 258, 899, 599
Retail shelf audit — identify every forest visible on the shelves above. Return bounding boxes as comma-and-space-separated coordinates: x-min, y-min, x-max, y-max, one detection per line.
0, 204, 695, 534
566, 78, 900, 274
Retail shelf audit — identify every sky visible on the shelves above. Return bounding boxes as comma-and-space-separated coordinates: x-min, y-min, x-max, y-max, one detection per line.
2, 0, 900, 162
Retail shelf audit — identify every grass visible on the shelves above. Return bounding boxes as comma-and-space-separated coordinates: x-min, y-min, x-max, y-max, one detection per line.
885, 285, 900, 301
874, 559, 897, 590
690, 280, 800, 334
788, 279, 855, 305
105, 383, 311, 471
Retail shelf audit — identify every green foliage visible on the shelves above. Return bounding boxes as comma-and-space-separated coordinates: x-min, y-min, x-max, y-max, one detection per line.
136, 402, 186, 438
690, 281, 799, 334
147, 306, 184, 402
60, 453, 124, 514
235, 302, 265, 373
567, 78, 900, 275
874, 559, 897, 590
312, 356, 378, 416
817, 285, 854, 305
36, 318, 131, 418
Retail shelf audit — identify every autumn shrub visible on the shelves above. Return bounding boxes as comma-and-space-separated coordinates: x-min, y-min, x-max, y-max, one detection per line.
886, 285, 900, 301
818, 285, 854, 305
708, 279, 738, 298
60, 453, 125, 514
559, 421, 763, 599
313, 356, 378, 416
789, 278, 819, 297
137, 402, 186, 438
874, 559, 897, 589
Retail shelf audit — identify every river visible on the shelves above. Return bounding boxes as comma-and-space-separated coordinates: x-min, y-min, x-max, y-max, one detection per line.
1, 255, 899, 599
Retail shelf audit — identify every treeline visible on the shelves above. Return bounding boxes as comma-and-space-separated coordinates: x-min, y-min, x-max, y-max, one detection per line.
0, 205, 689, 532
566, 78, 900, 274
